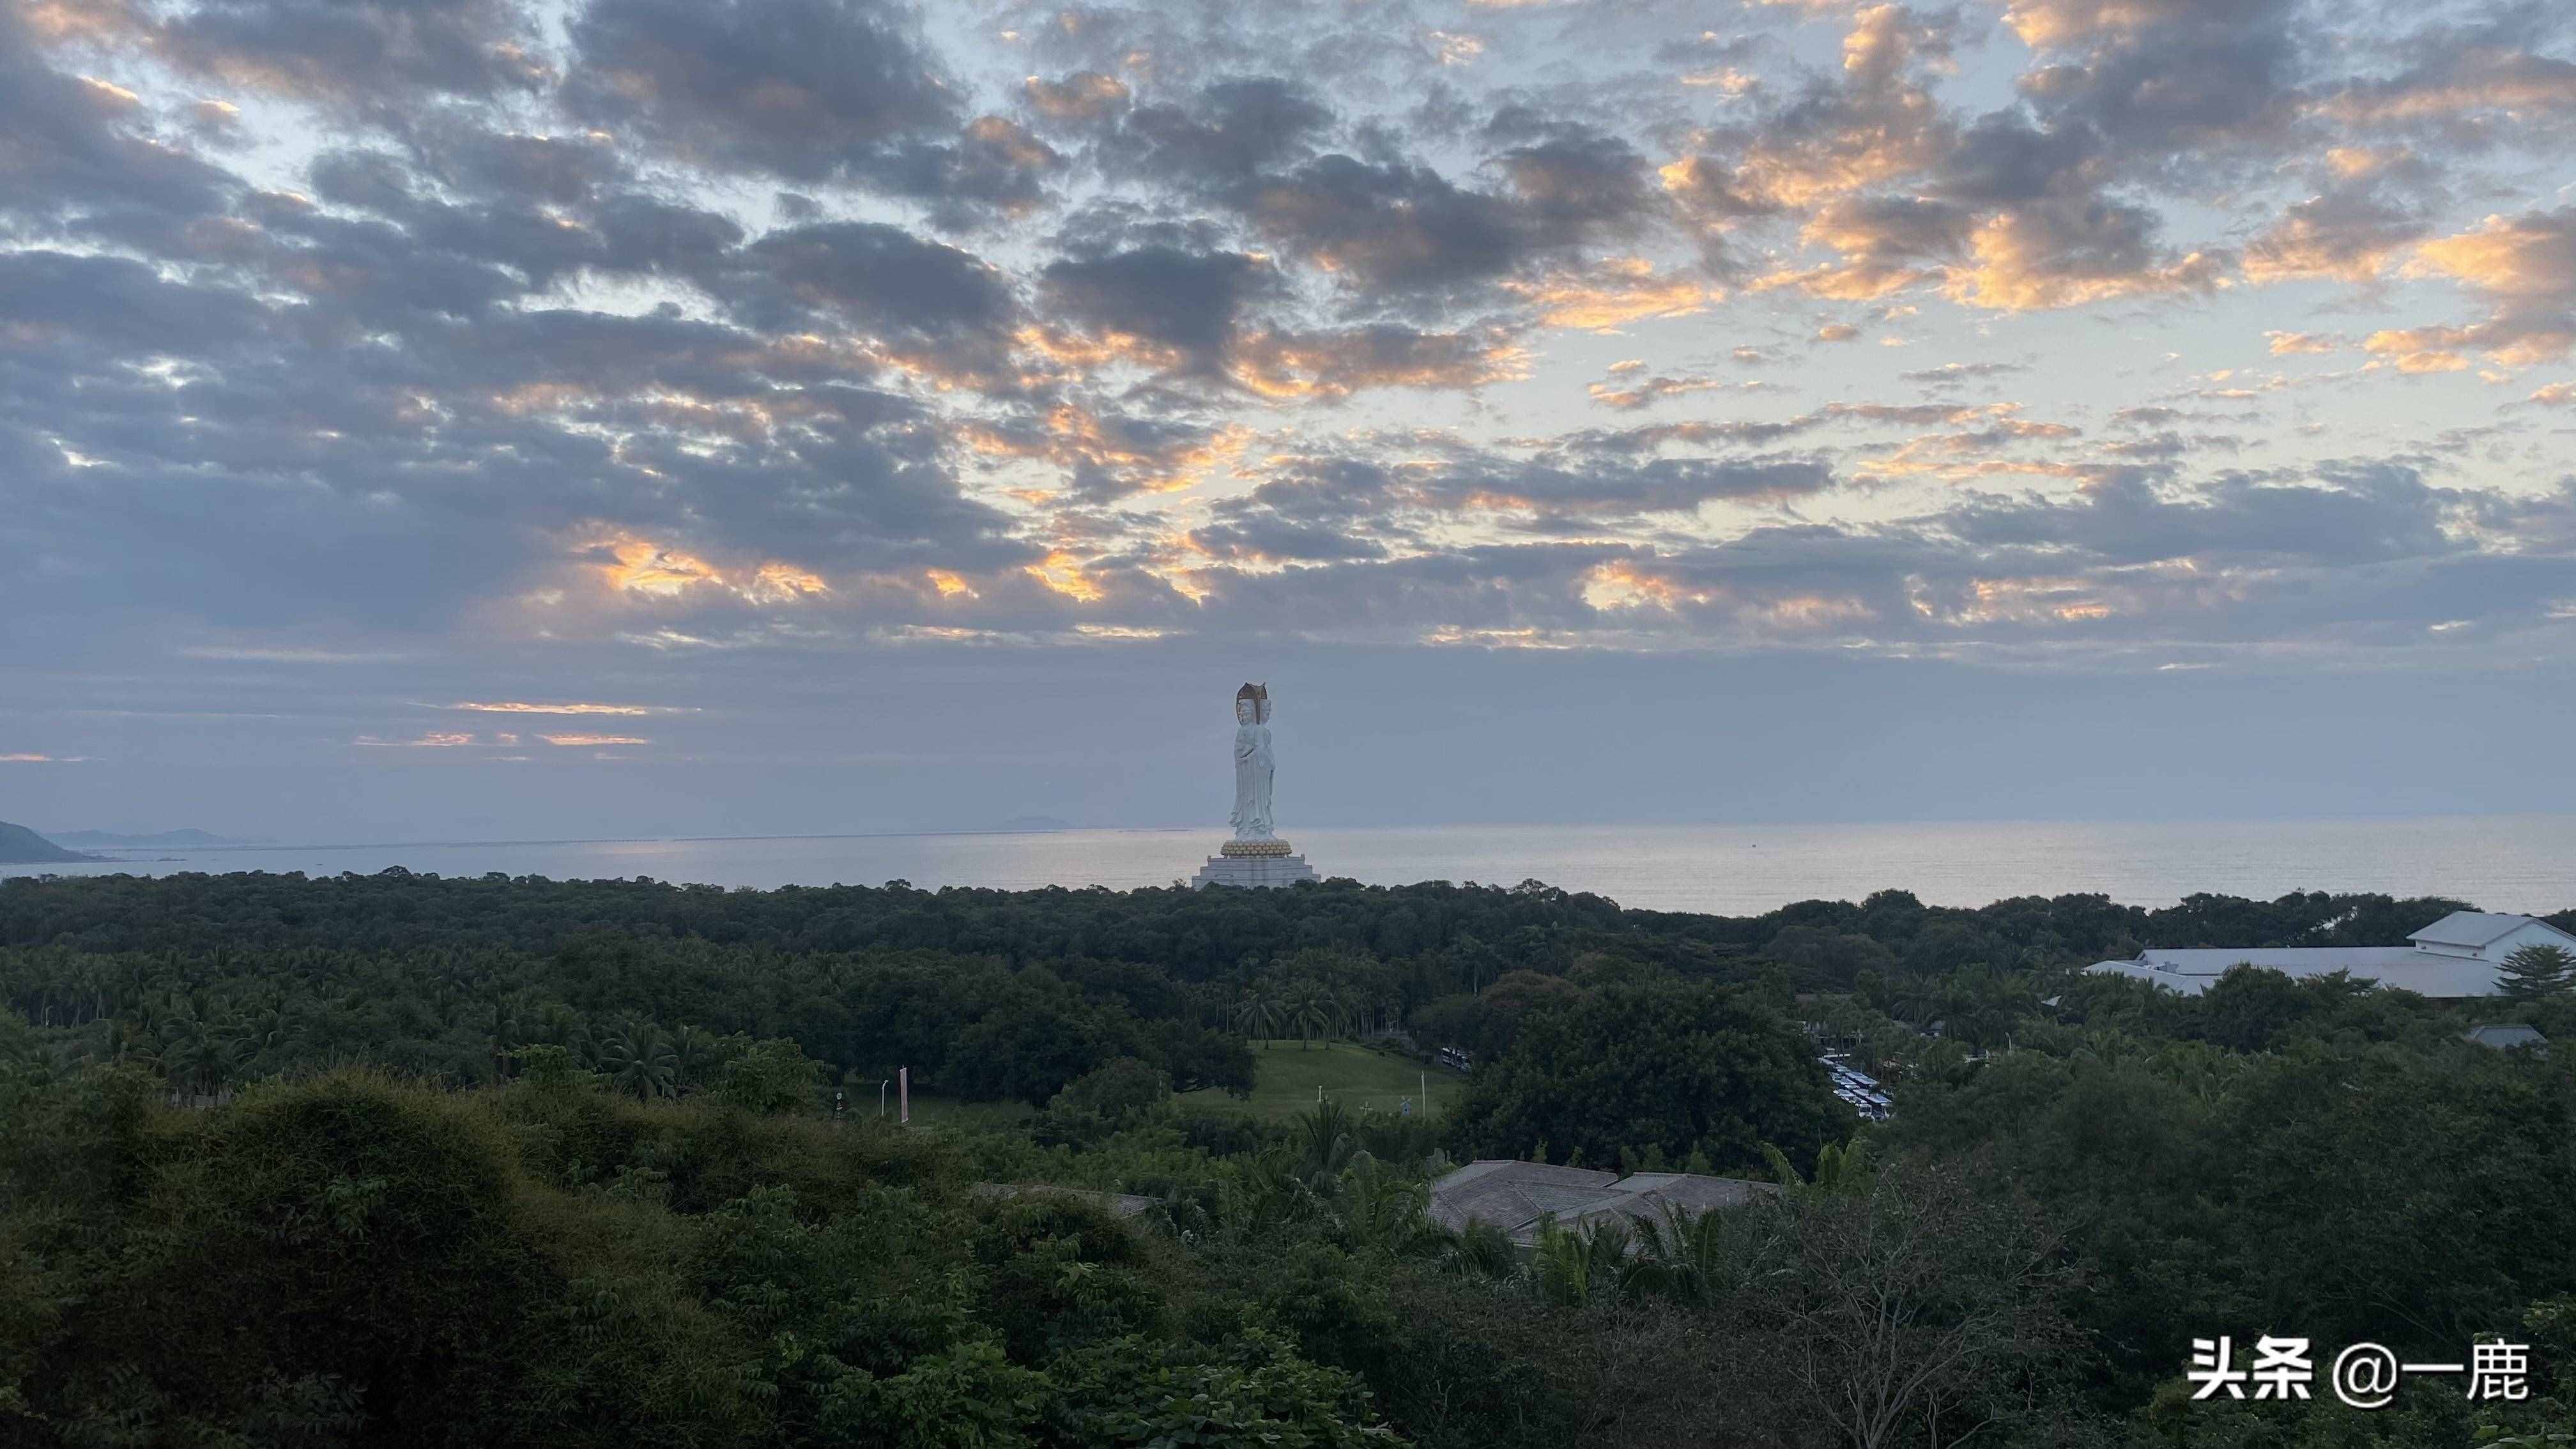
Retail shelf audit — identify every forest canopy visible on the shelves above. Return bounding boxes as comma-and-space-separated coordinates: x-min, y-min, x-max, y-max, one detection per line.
3, 869, 2572, 1446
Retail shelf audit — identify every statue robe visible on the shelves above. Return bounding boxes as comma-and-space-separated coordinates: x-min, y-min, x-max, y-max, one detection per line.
1229, 722, 1275, 839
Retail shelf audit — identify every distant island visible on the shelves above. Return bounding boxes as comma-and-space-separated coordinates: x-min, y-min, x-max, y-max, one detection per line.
49, 827, 266, 848
999, 815, 1074, 832
0, 821, 103, 863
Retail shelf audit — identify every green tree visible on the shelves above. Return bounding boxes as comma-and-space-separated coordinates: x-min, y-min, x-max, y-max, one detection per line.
2496, 942, 2575, 1002
716, 1038, 819, 1114
596, 1017, 677, 1100
1448, 982, 1851, 1175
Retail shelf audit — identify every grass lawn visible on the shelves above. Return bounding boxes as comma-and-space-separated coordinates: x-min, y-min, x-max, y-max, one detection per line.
1179, 1040, 1465, 1121
866, 1090, 1034, 1131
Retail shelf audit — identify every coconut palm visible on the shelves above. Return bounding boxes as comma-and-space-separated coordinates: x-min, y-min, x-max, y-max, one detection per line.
667, 1024, 718, 1095
1531, 1215, 1641, 1307
1630, 1199, 1775, 1307
1292, 1100, 1365, 1187
1441, 1219, 1519, 1281
1282, 986, 1332, 1048
1337, 1156, 1436, 1254
597, 1018, 677, 1100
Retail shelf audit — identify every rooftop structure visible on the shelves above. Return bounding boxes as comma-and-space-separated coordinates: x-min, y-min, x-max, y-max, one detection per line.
2463, 1024, 2549, 1053
2083, 911, 2576, 999
1427, 1160, 1775, 1246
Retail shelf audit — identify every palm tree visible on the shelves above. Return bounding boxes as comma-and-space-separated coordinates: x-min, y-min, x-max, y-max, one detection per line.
1282, 986, 1331, 1048
1441, 1219, 1519, 1281
1232, 990, 1283, 1044
1762, 1135, 1876, 1202
1630, 1199, 1774, 1307
1531, 1215, 1641, 1307
597, 1018, 677, 1100
488, 994, 525, 1080
1889, 973, 1945, 1029
1336, 1156, 1435, 1254
667, 1024, 717, 1095
1293, 1100, 1364, 1188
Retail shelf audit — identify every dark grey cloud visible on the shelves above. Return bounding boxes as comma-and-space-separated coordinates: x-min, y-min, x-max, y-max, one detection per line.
723, 222, 1018, 375
0, 11, 235, 248
2009, 0, 2303, 164
1247, 155, 1538, 298
1105, 78, 1333, 187
157, 0, 547, 109
565, 0, 955, 183
1041, 247, 1272, 368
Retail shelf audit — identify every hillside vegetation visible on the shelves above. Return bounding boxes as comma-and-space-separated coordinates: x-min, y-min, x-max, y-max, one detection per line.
2, 870, 2572, 1446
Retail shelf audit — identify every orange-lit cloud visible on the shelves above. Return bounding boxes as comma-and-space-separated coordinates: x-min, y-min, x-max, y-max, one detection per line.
581, 533, 834, 606
597, 536, 725, 597
1946, 213, 2227, 311
1582, 561, 1708, 611
1506, 259, 1717, 330
537, 733, 649, 746
2266, 330, 2338, 355
1025, 551, 1105, 602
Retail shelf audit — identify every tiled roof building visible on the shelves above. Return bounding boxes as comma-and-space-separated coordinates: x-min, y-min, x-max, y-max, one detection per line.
1427, 1160, 1775, 1246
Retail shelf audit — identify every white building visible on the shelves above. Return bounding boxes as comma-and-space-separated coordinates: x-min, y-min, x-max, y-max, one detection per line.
2084, 911, 2576, 999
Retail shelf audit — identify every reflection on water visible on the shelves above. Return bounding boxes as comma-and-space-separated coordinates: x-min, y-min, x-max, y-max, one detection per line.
13, 815, 2575, 915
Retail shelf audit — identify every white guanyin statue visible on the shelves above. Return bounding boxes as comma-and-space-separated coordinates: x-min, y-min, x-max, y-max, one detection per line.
1229, 682, 1275, 841
1192, 681, 1315, 887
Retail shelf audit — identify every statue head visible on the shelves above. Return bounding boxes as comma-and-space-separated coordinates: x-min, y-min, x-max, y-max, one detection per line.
1234, 681, 1270, 724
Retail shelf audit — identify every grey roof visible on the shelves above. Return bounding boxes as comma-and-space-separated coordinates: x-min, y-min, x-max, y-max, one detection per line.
2464, 1024, 2549, 1050
1423, 1159, 1618, 1234
2088, 946, 2505, 999
1428, 1160, 1776, 1245
2411, 912, 2545, 949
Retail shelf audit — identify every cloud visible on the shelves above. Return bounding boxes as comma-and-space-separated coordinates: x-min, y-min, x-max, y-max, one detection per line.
1943, 199, 2227, 311
1588, 369, 1736, 410
2243, 181, 2430, 284
4, 0, 2575, 739
1901, 360, 2027, 384
1040, 247, 1273, 371
565, 0, 955, 182
1507, 258, 1718, 329
2367, 210, 2576, 369
2265, 330, 2339, 355
1025, 71, 1131, 124
151, 0, 548, 111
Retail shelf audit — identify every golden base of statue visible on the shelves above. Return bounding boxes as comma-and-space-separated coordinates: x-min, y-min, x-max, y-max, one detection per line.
1192, 846, 1319, 889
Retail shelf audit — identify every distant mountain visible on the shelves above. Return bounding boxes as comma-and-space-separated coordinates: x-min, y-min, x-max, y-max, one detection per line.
50, 827, 265, 848
999, 815, 1074, 832
0, 822, 102, 864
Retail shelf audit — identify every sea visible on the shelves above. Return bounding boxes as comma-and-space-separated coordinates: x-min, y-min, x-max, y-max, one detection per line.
10, 815, 2574, 917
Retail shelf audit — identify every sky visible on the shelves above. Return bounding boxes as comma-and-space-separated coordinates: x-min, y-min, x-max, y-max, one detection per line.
4, 0, 2574, 842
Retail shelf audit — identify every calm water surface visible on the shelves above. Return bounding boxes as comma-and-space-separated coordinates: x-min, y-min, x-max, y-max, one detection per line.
13, 815, 2573, 916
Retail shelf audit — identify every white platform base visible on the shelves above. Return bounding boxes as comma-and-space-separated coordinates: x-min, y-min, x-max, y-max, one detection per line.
1190, 852, 1321, 889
